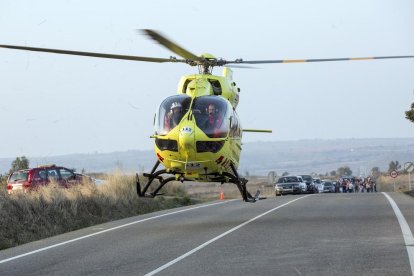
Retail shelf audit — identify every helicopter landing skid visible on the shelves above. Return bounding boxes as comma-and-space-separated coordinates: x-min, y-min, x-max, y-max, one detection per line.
136, 172, 176, 198
136, 160, 176, 198
136, 160, 262, 202
223, 163, 261, 203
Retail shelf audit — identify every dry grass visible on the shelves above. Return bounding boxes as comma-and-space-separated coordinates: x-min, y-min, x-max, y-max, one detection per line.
376, 173, 414, 192
0, 173, 273, 250
0, 173, 196, 250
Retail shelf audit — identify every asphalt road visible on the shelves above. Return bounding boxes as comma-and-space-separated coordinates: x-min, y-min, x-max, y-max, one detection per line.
1, 192, 414, 275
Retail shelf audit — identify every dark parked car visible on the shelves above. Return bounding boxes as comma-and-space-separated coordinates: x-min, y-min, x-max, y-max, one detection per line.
7, 164, 84, 194
298, 174, 317, 193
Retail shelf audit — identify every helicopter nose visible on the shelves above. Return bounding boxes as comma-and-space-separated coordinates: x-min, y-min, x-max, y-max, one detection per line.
178, 125, 195, 159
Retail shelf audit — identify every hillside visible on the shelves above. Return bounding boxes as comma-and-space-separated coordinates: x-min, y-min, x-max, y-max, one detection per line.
238, 138, 414, 176
1, 138, 413, 176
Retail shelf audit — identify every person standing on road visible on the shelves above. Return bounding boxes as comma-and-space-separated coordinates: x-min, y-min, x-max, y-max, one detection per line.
335, 181, 340, 193
347, 180, 354, 193
373, 180, 377, 192
342, 179, 347, 193
360, 178, 366, 193
366, 178, 372, 192
355, 178, 360, 193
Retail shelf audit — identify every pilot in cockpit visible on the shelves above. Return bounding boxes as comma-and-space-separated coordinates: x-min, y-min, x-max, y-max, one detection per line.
204, 103, 223, 137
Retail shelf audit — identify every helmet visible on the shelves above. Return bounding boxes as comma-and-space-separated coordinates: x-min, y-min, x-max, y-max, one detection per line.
171, 102, 182, 109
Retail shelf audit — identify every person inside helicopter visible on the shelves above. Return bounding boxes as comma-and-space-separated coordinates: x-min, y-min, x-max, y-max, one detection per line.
164, 102, 182, 131
204, 103, 223, 138
191, 96, 228, 138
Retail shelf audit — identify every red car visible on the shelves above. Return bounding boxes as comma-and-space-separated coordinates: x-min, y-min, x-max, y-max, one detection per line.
6, 164, 83, 194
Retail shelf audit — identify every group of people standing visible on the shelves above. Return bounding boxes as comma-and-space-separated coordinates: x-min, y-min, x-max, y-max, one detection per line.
338, 177, 377, 193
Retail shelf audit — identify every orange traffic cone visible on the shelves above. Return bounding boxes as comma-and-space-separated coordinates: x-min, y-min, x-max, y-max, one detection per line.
219, 190, 225, 200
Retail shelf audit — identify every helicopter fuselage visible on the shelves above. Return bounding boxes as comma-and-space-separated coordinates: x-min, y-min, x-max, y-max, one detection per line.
153, 67, 243, 182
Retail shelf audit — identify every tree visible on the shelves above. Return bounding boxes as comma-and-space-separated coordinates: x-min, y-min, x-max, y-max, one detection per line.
282, 171, 289, 176
371, 167, 381, 179
405, 103, 414, 123
9, 156, 30, 174
388, 161, 401, 173
330, 170, 337, 177
337, 166, 352, 176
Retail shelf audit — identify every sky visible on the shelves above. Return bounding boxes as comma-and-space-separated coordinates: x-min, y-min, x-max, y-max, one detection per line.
1, 0, 414, 158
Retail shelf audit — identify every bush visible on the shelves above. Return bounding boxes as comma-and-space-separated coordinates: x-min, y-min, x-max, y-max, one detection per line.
0, 173, 196, 250
0, 174, 6, 189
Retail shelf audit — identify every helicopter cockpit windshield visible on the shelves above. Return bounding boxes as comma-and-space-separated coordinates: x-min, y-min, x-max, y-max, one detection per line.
155, 95, 191, 135
192, 96, 229, 138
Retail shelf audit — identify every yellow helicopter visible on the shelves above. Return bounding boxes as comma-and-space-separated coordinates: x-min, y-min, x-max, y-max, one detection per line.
1, 29, 414, 202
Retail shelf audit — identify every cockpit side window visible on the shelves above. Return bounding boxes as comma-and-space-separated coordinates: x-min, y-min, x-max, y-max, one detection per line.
182, 79, 192, 94
229, 110, 241, 138
192, 96, 229, 138
155, 95, 191, 135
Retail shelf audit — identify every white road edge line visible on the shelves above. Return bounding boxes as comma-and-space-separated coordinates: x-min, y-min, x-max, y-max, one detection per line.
0, 200, 237, 264
382, 192, 414, 275
145, 194, 312, 276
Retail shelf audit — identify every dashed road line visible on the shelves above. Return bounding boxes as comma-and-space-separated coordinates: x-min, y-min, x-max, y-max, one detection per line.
145, 195, 311, 276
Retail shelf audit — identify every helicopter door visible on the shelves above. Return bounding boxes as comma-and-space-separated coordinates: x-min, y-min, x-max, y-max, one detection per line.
192, 96, 229, 139
155, 95, 191, 135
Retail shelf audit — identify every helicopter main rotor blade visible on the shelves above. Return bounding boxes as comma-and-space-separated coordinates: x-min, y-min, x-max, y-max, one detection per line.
242, 129, 272, 133
228, 55, 414, 64
226, 64, 259, 69
0, 44, 186, 63
142, 29, 203, 62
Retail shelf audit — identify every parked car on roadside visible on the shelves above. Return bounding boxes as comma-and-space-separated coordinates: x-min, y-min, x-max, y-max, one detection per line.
332, 181, 340, 193
313, 178, 322, 185
317, 180, 336, 193
7, 164, 84, 194
275, 175, 305, 196
298, 174, 317, 193
75, 173, 106, 185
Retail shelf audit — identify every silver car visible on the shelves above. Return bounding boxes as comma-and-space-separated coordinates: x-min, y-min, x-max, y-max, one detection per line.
317, 180, 336, 193
275, 176, 306, 196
